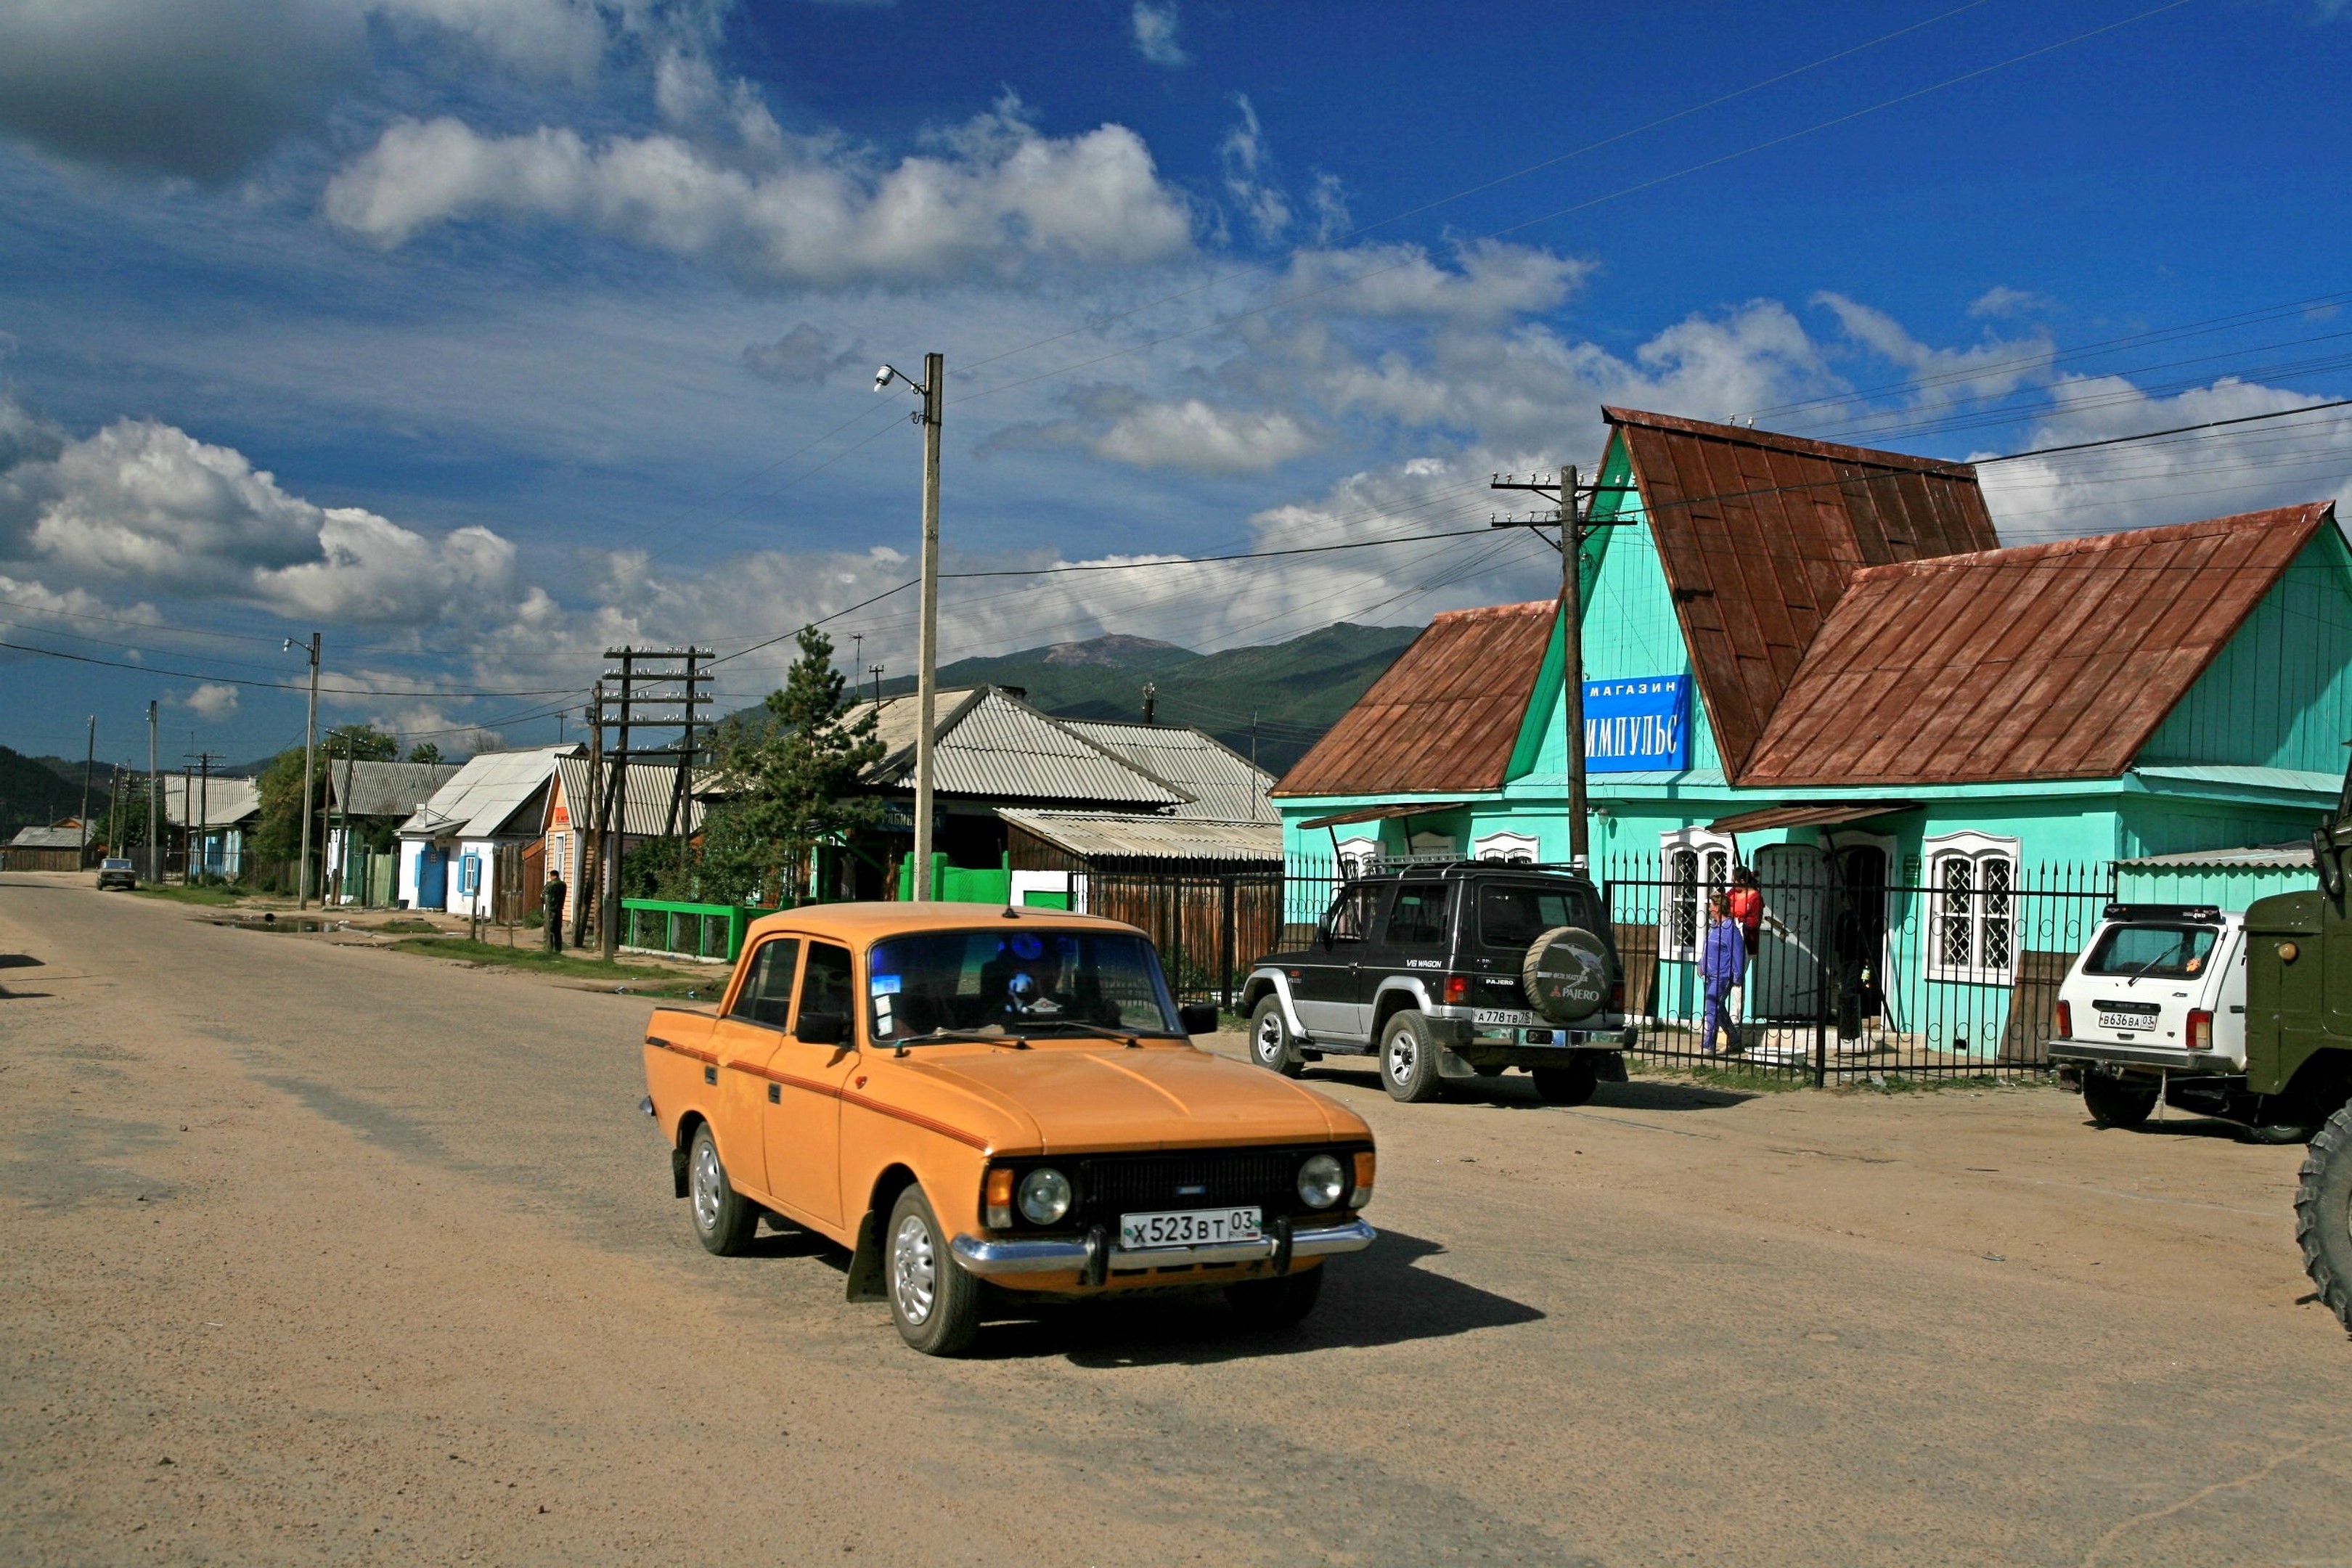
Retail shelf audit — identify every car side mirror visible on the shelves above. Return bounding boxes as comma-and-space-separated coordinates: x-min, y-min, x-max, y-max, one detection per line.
1315, 915, 1334, 949
1178, 1002, 1218, 1036
2318, 828, 2347, 902
795, 1011, 846, 1046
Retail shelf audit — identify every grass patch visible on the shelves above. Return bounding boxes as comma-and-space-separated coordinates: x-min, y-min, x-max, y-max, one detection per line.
134, 883, 250, 907
386, 936, 718, 1000
1673, 1061, 1815, 1094
372, 918, 440, 934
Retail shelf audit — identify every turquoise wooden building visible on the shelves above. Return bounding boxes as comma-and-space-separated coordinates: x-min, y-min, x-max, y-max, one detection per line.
1273, 409, 2351, 1058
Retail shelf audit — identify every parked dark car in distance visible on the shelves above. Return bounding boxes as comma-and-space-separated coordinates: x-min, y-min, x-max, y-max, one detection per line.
95, 857, 138, 891
1240, 862, 1632, 1104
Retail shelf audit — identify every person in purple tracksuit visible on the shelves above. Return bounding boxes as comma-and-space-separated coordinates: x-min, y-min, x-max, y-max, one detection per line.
1699, 891, 1746, 1054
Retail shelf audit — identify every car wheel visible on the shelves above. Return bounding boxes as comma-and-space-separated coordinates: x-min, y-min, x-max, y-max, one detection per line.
886, 1184, 983, 1357
2296, 1101, 2352, 1332
2082, 1071, 2159, 1130
1380, 1010, 1445, 1103
1225, 1264, 1323, 1330
687, 1123, 758, 1257
1249, 996, 1304, 1079
1531, 1058, 1600, 1106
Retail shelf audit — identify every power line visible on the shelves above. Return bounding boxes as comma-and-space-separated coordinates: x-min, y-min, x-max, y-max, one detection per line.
0, 639, 587, 698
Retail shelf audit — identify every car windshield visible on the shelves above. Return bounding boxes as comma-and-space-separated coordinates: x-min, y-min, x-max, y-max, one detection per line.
102, 859, 132, 870
1479, 882, 1604, 950
2085, 923, 2221, 978
865, 928, 1184, 1042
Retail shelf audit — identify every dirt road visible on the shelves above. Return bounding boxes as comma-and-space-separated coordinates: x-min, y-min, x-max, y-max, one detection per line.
4, 873, 2348, 1566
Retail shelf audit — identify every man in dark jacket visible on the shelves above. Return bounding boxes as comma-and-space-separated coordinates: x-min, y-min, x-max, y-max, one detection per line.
544, 870, 568, 954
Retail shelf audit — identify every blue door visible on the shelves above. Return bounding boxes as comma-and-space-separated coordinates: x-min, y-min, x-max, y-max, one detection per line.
418, 846, 447, 910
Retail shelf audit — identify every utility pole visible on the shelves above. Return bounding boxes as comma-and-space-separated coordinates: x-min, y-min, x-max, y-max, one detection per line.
1142, 682, 1156, 727
147, 700, 160, 883
603, 650, 634, 960
1491, 465, 1628, 875
293, 632, 320, 907
78, 715, 95, 867
869, 663, 884, 707
186, 751, 219, 880
877, 354, 943, 898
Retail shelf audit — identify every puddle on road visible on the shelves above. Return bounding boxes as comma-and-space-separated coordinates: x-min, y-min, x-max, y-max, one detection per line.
201, 915, 347, 934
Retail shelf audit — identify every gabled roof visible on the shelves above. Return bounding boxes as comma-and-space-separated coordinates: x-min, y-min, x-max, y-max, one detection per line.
1742, 504, 2334, 785
997, 808, 1281, 862
324, 761, 461, 818
1273, 600, 1553, 798
1606, 406, 2001, 777
398, 746, 580, 839
9, 824, 85, 849
552, 756, 707, 838
163, 777, 261, 830
1059, 720, 1276, 822
843, 687, 1188, 809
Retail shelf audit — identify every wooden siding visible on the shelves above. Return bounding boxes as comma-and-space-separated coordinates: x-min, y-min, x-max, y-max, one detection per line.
2138, 525, 2352, 775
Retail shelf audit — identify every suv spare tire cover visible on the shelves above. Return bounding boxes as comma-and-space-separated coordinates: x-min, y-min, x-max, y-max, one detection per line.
1522, 926, 1609, 1024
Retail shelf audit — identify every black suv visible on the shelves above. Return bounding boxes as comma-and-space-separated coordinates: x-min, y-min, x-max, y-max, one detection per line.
1240, 862, 1632, 1105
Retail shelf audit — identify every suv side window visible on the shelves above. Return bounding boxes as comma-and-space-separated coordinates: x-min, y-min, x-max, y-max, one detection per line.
1323, 885, 1379, 944
1384, 883, 1452, 945
797, 942, 855, 1034
1479, 883, 1601, 950
730, 936, 801, 1029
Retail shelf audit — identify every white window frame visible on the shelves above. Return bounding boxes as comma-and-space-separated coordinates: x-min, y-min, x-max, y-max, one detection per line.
1659, 828, 1736, 963
1472, 830, 1541, 865
1924, 830, 2022, 984
1335, 835, 1381, 878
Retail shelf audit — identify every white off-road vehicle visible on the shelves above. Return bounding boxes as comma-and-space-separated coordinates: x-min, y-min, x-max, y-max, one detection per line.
2047, 902, 2308, 1143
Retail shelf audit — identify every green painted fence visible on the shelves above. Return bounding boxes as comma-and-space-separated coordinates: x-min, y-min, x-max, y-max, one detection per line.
619, 899, 782, 963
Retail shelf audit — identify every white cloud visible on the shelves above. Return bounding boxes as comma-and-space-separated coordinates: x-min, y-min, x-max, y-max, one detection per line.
0, 396, 520, 626
1969, 285, 2057, 319
182, 682, 240, 719
742, 322, 863, 385
1813, 292, 2051, 409
1131, 1, 1187, 67
323, 97, 1198, 287
1090, 400, 1318, 474
1219, 96, 1289, 244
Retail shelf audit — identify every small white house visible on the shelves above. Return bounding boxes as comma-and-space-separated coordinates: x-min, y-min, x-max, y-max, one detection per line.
395, 746, 579, 915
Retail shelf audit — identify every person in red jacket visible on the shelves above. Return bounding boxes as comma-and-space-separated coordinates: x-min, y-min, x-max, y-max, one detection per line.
1727, 866, 1764, 977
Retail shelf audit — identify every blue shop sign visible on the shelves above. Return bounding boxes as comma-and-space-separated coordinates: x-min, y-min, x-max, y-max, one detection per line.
1583, 675, 1691, 772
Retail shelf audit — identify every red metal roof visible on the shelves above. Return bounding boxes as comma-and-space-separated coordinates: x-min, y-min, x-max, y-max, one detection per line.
1271, 600, 1553, 798
1606, 407, 2001, 779
1741, 503, 2334, 786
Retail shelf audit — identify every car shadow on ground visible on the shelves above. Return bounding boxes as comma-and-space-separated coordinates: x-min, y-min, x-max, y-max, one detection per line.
0, 953, 44, 968
966, 1225, 1544, 1368
1299, 1062, 1754, 1112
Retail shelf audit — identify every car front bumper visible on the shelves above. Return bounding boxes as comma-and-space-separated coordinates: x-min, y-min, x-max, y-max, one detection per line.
950, 1216, 1376, 1278
2046, 1037, 2242, 1075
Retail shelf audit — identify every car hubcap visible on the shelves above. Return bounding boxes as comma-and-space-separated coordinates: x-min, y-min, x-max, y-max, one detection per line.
1256, 1015, 1283, 1063
1389, 1034, 1414, 1082
692, 1140, 722, 1232
892, 1213, 936, 1326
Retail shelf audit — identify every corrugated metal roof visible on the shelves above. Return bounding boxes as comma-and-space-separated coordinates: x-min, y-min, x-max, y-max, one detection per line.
552, 756, 708, 837
1272, 600, 1550, 798
2133, 763, 2343, 795
2114, 842, 2311, 869
1061, 720, 1276, 821
398, 746, 580, 839
1744, 505, 2332, 786
324, 761, 461, 818
997, 809, 1281, 862
163, 777, 261, 830
8, 825, 84, 849
1607, 407, 2001, 779
845, 687, 1185, 807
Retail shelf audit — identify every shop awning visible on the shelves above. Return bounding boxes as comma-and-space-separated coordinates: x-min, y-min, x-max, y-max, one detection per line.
1707, 801, 1917, 834
1297, 801, 1476, 830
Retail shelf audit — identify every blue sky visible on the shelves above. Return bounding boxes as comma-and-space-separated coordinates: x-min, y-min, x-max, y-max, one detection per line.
1, 0, 2348, 766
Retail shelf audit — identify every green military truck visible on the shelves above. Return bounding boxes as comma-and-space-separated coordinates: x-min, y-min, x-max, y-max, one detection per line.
2249, 774, 2352, 1330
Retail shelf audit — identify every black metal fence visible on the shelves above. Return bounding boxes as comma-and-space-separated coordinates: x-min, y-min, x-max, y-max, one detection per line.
1252, 851, 2112, 1082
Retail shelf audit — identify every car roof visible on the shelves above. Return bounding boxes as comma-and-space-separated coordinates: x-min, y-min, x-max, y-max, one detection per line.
743, 900, 1146, 947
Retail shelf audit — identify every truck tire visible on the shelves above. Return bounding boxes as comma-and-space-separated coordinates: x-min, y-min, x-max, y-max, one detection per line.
1249, 995, 1304, 1079
886, 1184, 984, 1357
1380, 1010, 1445, 1103
1225, 1264, 1323, 1331
2082, 1072, 2158, 1130
1532, 1057, 1600, 1106
687, 1123, 758, 1257
2296, 1102, 2352, 1332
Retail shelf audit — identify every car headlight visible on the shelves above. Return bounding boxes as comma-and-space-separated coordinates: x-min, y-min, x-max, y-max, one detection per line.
1297, 1153, 1346, 1210
1017, 1167, 1072, 1225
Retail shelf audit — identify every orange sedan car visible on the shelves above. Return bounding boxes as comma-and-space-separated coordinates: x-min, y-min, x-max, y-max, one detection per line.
640, 902, 1376, 1355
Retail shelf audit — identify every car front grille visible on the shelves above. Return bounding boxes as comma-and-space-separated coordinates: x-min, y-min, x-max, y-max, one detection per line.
1069, 1147, 1318, 1224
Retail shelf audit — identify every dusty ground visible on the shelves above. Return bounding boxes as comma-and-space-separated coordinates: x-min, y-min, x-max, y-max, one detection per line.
3, 869, 2348, 1567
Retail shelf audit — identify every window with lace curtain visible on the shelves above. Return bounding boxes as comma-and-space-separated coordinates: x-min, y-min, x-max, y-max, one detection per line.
1659, 830, 1734, 961
1925, 832, 2020, 983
